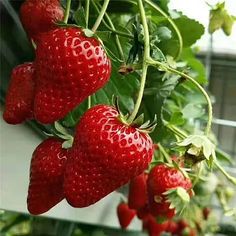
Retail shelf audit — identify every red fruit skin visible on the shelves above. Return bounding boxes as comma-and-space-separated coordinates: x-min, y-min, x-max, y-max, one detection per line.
147, 164, 192, 219
3, 63, 35, 124
64, 105, 154, 207
34, 27, 111, 124
137, 205, 150, 220
166, 221, 178, 234
27, 138, 69, 215
128, 173, 148, 210
117, 203, 136, 229
143, 215, 168, 236
20, 0, 64, 41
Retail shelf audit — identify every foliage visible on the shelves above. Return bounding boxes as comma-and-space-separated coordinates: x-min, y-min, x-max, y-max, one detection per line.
0, 0, 236, 235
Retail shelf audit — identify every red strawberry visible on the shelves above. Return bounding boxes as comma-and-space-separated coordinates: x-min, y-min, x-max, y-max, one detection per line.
203, 207, 211, 220
27, 138, 69, 215
3, 63, 35, 124
137, 205, 150, 220
20, 0, 64, 41
147, 164, 192, 219
166, 221, 178, 234
34, 27, 111, 124
117, 203, 136, 229
143, 215, 168, 236
64, 105, 154, 207
128, 173, 148, 210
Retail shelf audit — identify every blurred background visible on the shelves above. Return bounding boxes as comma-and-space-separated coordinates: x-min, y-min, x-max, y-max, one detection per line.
0, 0, 236, 235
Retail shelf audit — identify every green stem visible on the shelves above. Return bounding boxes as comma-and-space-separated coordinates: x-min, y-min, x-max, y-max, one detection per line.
166, 124, 187, 139
127, 0, 150, 124
158, 143, 171, 163
148, 60, 213, 136
92, 0, 110, 32
91, 1, 133, 39
63, 0, 72, 24
85, 0, 90, 28
93, 2, 125, 61
215, 161, 236, 185
144, 0, 183, 59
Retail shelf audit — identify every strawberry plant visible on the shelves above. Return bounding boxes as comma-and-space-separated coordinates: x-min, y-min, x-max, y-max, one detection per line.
1, 0, 236, 235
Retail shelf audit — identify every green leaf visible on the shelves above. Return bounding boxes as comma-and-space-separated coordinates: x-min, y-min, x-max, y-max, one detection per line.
174, 15, 205, 47
156, 26, 172, 41
182, 103, 204, 119
181, 48, 207, 84
169, 111, 185, 125
73, 7, 86, 28
208, 2, 235, 36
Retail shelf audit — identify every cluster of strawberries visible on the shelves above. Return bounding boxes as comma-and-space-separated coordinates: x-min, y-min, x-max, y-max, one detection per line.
4, 0, 111, 125
3, 0, 154, 215
3, 1, 195, 234
117, 167, 194, 236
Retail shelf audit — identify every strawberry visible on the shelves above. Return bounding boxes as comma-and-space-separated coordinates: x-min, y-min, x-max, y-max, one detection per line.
143, 215, 168, 236
27, 138, 69, 215
117, 203, 136, 229
20, 0, 64, 41
3, 63, 35, 124
64, 105, 154, 207
203, 207, 211, 220
34, 27, 111, 124
166, 221, 178, 234
128, 173, 148, 210
147, 164, 192, 219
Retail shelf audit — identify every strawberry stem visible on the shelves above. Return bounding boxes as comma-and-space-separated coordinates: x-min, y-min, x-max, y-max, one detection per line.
127, 0, 150, 124
93, 1, 125, 61
144, 0, 183, 60
85, 0, 90, 28
92, 0, 110, 32
63, 0, 72, 24
148, 59, 213, 136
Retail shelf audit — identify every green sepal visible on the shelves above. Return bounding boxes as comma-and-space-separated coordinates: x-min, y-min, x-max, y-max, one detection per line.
164, 187, 190, 216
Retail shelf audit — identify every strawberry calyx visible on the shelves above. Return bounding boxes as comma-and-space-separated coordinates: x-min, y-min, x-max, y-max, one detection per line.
113, 96, 157, 133
44, 121, 74, 149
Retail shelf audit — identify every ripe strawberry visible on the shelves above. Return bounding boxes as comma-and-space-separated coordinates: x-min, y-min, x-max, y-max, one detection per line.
34, 27, 111, 124
20, 0, 64, 40
64, 105, 154, 207
27, 138, 69, 215
166, 221, 178, 234
3, 63, 35, 124
143, 215, 168, 236
128, 173, 148, 210
147, 164, 192, 219
117, 203, 136, 229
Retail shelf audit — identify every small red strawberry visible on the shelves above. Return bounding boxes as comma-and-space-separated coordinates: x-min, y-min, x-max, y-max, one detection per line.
143, 215, 168, 236
64, 105, 154, 207
166, 221, 178, 234
117, 203, 136, 229
3, 63, 35, 124
128, 173, 148, 210
34, 27, 111, 124
147, 164, 192, 219
203, 207, 211, 220
27, 138, 69, 215
20, 0, 64, 41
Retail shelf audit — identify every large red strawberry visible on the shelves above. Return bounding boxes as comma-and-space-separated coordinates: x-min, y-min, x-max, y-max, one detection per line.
117, 203, 136, 229
147, 164, 192, 219
128, 173, 148, 210
3, 63, 35, 124
64, 105, 154, 207
27, 138, 69, 215
34, 27, 111, 124
20, 0, 64, 41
